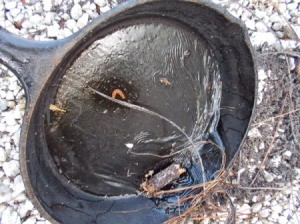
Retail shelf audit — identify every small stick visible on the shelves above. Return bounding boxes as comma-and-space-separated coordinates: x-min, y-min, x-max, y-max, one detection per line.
141, 164, 186, 195
250, 95, 287, 186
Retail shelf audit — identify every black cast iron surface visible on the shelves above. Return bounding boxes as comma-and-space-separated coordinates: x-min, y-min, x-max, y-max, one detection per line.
0, 0, 257, 223
46, 17, 222, 197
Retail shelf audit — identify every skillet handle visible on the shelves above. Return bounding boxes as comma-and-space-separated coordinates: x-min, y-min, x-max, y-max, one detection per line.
0, 28, 73, 104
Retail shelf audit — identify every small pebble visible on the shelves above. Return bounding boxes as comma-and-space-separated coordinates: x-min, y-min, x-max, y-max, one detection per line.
2, 160, 20, 177
77, 13, 89, 29
248, 128, 262, 138
263, 171, 274, 183
252, 203, 262, 213
43, 0, 53, 11
95, 0, 107, 7
255, 22, 269, 32
278, 216, 288, 224
245, 20, 256, 30
0, 147, 7, 162
5, 1, 17, 10
71, 4, 83, 20
282, 150, 292, 160
47, 24, 60, 38
1, 207, 21, 224
66, 19, 77, 31
259, 209, 270, 218
0, 99, 7, 111
250, 32, 277, 47
7, 101, 16, 109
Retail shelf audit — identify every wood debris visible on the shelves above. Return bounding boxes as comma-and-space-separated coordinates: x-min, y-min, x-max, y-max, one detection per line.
141, 163, 186, 195
49, 104, 66, 113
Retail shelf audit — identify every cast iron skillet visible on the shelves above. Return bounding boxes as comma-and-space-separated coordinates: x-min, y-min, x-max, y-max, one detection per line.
0, 0, 257, 223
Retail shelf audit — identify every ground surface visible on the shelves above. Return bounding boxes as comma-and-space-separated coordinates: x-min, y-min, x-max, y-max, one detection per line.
0, 0, 300, 223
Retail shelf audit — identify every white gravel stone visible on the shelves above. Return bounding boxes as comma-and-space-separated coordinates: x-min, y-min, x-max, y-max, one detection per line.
7, 101, 16, 109
0, 99, 7, 111
44, 12, 54, 26
252, 203, 262, 213
4, 114, 17, 126
263, 170, 274, 182
2, 160, 20, 177
287, 2, 298, 10
270, 13, 282, 23
71, 4, 83, 20
23, 217, 37, 224
54, 0, 63, 7
6, 125, 19, 134
278, 3, 287, 13
0, 185, 12, 203
245, 20, 256, 30
82, 1, 91, 11
289, 57, 296, 70
65, 19, 77, 31
272, 22, 283, 31
47, 24, 60, 38
95, 0, 107, 7
248, 128, 262, 138
291, 24, 300, 39
258, 69, 268, 80
0, 147, 7, 162
238, 204, 251, 219
5, 1, 17, 10
283, 150, 292, 160
250, 32, 277, 48
259, 209, 270, 218
270, 155, 281, 168
1, 207, 21, 224
258, 142, 265, 150
13, 175, 25, 194
18, 200, 34, 218
13, 110, 22, 120
62, 28, 73, 37
9, 8, 21, 18
279, 39, 299, 50
278, 216, 288, 224
29, 14, 42, 26
0, 123, 6, 132
271, 204, 283, 213
100, 5, 110, 13
43, 0, 53, 12
5, 91, 14, 100
77, 13, 89, 29
255, 22, 269, 32
34, 2, 43, 13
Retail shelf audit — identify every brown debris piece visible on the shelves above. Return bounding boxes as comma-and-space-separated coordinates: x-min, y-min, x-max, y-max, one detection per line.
141, 164, 186, 195
159, 78, 171, 86
49, 104, 66, 113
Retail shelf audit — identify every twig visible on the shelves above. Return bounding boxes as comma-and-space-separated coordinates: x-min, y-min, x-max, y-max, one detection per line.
237, 186, 297, 191
141, 163, 186, 194
257, 51, 300, 58
252, 108, 300, 127
250, 96, 287, 186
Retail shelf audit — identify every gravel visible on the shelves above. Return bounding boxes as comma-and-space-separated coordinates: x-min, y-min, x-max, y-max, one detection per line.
0, 0, 300, 223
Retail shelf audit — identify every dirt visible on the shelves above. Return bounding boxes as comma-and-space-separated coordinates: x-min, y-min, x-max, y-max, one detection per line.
228, 54, 300, 202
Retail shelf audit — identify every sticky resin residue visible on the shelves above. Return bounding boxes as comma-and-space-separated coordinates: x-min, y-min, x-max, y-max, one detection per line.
45, 17, 222, 208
